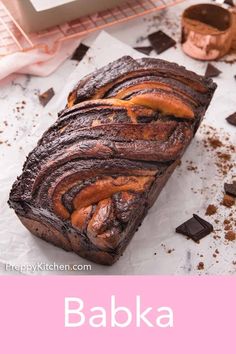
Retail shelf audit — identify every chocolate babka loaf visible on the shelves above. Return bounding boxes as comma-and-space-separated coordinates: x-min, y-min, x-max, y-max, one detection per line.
9, 56, 216, 265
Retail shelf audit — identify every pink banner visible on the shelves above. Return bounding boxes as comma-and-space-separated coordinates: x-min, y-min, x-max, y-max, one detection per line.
0, 276, 235, 353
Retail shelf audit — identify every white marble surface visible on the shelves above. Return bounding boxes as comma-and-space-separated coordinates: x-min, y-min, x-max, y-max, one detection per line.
0, 0, 235, 275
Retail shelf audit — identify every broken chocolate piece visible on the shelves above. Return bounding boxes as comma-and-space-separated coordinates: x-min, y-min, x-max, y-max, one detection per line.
148, 30, 176, 54
71, 43, 89, 61
176, 214, 213, 242
133, 46, 153, 55
224, 182, 236, 198
226, 112, 236, 126
205, 64, 222, 78
39, 88, 55, 107
224, 0, 234, 6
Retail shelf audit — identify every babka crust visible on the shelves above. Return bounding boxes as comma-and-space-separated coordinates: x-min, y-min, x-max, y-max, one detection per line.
9, 56, 216, 265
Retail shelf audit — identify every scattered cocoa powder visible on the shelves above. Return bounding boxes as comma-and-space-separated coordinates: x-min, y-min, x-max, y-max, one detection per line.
213, 235, 221, 240
208, 138, 223, 149
187, 165, 198, 171
217, 152, 231, 161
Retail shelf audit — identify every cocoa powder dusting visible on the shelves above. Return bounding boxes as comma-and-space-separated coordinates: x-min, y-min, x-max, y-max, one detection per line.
208, 138, 223, 149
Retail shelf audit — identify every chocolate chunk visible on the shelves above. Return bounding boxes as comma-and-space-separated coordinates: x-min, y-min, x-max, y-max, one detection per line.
148, 30, 176, 54
224, 0, 234, 6
224, 182, 236, 198
205, 64, 221, 78
226, 112, 236, 126
134, 46, 153, 55
39, 88, 55, 107
176, 214, 213, 242
71, 43, 89, 61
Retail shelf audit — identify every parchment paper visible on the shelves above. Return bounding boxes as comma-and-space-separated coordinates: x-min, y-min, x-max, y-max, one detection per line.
0, 31, 235, 275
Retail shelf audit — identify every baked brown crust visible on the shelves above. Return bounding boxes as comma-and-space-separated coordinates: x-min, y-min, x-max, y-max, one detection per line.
9, 56, 216, 265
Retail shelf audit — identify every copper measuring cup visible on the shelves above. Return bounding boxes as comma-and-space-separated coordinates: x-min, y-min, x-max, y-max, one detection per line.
181, 3, 234, 60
